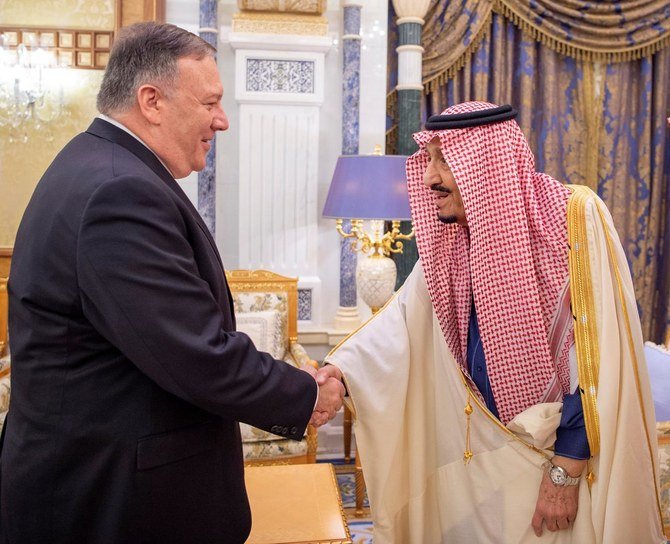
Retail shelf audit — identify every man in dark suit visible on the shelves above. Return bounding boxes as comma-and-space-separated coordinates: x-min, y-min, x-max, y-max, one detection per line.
0, 22, 344, 544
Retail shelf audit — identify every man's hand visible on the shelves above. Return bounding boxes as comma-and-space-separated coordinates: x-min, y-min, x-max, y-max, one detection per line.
301, 364, 345, 427
315, 364, 343, 385
531, 456, 585, 537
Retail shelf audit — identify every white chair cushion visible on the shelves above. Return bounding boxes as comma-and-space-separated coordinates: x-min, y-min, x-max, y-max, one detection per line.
236, 310, 285, 360
242, 435, 309, 460
232, 292, 288, 356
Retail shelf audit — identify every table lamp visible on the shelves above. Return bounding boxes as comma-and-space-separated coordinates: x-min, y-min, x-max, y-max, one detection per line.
323, 148, 413, 313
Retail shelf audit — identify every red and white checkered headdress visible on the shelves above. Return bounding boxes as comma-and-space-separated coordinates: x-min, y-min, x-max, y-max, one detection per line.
406, 101, 572, 424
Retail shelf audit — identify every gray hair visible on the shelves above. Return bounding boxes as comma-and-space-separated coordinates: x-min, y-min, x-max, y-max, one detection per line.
97, 22, 215, 115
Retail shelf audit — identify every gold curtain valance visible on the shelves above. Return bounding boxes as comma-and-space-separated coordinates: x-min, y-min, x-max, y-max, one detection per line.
422, 0, 494, 92
422, 0, 670, 92
495, 0, 670, 63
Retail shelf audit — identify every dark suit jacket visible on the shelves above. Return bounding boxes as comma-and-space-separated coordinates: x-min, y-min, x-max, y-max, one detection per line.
0, 119, 317, 544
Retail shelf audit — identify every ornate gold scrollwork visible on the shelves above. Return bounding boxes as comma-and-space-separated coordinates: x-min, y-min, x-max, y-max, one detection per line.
336, 218, 414, 257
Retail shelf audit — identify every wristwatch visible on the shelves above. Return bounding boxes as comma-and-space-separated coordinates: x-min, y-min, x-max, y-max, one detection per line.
543, 462, 581, 486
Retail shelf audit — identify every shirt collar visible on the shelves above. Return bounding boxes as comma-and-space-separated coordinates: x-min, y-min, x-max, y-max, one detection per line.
97, 114, 175, 177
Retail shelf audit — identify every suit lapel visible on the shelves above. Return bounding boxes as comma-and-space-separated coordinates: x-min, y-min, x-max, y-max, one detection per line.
85, 118, 224, 271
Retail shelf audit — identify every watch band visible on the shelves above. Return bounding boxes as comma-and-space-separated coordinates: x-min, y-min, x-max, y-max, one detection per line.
543, 461, 581, 486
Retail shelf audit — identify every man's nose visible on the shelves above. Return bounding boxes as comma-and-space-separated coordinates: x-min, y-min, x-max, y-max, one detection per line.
423, 163, 438, 188
213, 106, 229, 132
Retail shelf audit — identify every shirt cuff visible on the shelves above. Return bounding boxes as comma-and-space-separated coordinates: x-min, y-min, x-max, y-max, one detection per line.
554, 390, 591, 460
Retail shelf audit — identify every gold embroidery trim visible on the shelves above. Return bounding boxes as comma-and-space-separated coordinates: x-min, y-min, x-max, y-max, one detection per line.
566, 185, 601, 457
458, 371, 551, 462
326, 285, 404, 358
324, 285, 406, 422
594, 202, 665, 529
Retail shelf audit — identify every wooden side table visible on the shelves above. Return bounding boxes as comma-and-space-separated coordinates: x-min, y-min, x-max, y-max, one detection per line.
245, 463, 352, 544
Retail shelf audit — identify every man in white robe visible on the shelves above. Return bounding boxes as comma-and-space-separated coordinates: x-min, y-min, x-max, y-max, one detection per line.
318, 102, 664, 543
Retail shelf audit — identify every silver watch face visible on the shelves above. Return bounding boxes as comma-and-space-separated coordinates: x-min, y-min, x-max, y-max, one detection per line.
549, 466, 568, 486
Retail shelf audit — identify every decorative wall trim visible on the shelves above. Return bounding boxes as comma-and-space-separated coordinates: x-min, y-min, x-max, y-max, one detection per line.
232, 12, 327, 36
233, 48, 326, 105
246, 58, 314, 94
238, 0, 326, 15
0, 26, 113, 69
297, 276, 321, 325
298, 288, 312, 321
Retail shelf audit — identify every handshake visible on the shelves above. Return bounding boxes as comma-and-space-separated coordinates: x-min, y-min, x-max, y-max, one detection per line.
302, 364, 345, 428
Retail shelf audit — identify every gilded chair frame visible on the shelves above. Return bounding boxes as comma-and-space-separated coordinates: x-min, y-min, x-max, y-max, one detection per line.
0, 248, 11, 359
225, 269, 299, 345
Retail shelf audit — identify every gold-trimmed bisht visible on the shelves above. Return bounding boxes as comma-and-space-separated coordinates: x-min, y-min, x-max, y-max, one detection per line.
567, 185, 664, 528
566, 185, 601, 475
592, 193, 665, 528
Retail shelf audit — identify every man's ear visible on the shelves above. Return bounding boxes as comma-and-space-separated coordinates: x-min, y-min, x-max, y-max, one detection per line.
136, 84, 162, 125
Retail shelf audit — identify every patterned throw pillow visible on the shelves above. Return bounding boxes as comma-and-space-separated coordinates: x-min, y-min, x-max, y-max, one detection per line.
232, 292, 289, 357
236, 310, 285, 361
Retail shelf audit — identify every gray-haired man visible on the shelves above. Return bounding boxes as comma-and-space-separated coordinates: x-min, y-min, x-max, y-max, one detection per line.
1, 22, 343, 543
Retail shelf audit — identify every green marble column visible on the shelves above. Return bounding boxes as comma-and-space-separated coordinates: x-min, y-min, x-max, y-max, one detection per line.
393, 20, 423, 287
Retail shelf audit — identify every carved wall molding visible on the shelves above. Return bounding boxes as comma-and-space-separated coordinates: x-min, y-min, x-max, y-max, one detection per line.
238, 0, 326, 15
246, 58, 315, 93
232, 12, 328, 36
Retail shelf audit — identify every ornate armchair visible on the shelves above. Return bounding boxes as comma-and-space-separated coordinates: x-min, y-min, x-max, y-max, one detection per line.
225, 269, 318, 466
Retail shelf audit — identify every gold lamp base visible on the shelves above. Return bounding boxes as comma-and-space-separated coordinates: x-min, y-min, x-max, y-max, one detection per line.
334, 218, 413, 313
